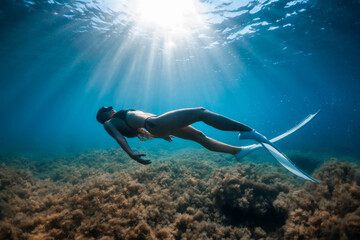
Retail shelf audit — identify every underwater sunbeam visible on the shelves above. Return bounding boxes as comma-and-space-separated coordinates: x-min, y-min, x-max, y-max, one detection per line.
134, 0, 201, 35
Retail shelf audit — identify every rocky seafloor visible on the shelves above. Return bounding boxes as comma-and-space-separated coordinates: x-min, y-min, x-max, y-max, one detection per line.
0, 148, 359, 240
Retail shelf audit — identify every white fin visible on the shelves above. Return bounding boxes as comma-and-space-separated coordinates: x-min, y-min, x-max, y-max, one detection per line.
260, 142, 320, 183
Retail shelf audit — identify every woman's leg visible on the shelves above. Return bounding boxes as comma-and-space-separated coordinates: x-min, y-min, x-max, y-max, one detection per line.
150, 107, 253, 135
171, 126, 242, 155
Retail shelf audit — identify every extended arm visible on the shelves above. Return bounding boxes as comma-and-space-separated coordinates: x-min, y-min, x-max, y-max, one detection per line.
104, 122, 151, 165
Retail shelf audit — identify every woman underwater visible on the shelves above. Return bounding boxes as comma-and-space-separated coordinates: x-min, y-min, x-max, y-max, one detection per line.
96, 107, 254, 165
97, 106, 320, 183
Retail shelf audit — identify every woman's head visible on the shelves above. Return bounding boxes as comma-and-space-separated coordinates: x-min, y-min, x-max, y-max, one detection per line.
96, 106, 115, 124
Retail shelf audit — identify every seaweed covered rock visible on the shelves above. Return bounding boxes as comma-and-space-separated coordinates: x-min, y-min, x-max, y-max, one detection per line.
274, 160, 360, 239
211, 164, 291, 232
0, 150, 359, 239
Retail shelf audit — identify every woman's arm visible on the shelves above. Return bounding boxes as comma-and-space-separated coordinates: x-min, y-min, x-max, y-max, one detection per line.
103, 122, 151, 165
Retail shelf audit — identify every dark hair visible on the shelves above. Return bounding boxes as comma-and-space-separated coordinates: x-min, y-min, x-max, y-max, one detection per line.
96, 106, 113, 124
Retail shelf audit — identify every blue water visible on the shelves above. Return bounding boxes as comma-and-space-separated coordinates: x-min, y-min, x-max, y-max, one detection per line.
0, 0, 360, 158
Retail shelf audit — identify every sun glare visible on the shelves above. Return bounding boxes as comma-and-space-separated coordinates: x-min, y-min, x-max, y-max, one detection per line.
134, 0, 200, 33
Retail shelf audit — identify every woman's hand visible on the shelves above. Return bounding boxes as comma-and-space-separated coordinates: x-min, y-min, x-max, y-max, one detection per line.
163, 135, 174, 142
131, 153, 152, 165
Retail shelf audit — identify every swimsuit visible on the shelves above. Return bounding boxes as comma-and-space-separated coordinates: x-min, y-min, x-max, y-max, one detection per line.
112, 109, 137, 137
112, 109, 157, 137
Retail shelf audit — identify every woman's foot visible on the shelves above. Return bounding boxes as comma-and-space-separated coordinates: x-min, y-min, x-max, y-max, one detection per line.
238, 130, 268, 143
234, 144, 260, 161
235, 130, 268, 161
